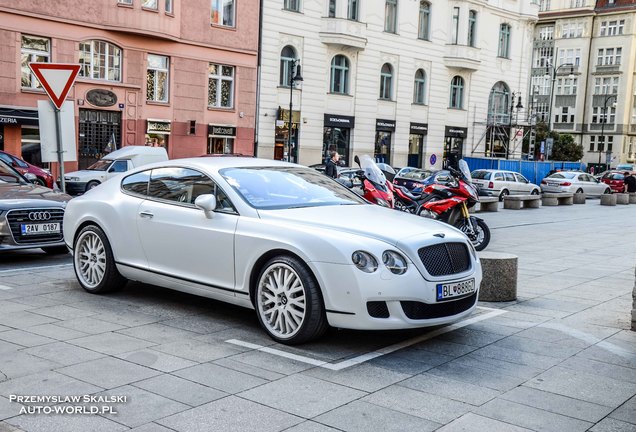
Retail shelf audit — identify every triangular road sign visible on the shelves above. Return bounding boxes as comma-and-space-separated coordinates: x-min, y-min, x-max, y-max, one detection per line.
29, 63, 81, 110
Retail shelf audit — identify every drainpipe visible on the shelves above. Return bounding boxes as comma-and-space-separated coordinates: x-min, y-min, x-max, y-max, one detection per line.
253, 0, 264, 157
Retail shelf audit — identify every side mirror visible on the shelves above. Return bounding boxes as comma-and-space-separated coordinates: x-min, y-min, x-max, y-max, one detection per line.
354, 155, 360, 167
194, 194, 216, 218
24, 172, 38, 184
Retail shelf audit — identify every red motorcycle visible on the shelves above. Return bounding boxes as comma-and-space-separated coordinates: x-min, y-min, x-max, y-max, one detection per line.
350, 155, 395, 208
414, 160, 490, 251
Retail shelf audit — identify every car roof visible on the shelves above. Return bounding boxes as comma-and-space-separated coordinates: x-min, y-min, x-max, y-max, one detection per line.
471, 169, 520, 174
161, 156, 299, 171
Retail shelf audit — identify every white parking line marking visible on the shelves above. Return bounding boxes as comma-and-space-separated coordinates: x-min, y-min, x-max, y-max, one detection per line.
0, 263, 72, 274
0, 285, 13, 290
227, 306, 507, 371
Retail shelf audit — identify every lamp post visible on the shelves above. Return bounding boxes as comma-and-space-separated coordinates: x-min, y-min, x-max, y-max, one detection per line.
599, 93, 617, 169
545, 62, 575, 132
287, 58, 303, 163
508, 91, 523, 158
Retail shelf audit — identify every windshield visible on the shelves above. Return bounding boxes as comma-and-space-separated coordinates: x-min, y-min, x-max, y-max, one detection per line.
399, 168, 434, 181
0, 160, 28, 184
87, 159, 114, 171
459, 160, 472, 183
221, 166, 367, 210
358, 155, 387, 189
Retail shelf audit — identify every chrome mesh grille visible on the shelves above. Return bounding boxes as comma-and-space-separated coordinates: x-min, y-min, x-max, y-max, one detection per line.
6, 208, 64, 244
418, 242, 470, 276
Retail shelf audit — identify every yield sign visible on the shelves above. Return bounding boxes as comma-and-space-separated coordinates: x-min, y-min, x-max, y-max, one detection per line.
28, 63, 81, 110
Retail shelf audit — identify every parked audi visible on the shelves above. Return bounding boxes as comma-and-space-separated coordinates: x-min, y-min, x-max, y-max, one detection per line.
64, 157, 482, 344
540, 171, 611, 196
0, 159, 71, 254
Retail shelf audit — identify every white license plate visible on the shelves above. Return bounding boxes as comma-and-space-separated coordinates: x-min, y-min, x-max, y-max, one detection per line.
436, 278, 476, 301
547, 182, 560, 187
20, 223, 60, 235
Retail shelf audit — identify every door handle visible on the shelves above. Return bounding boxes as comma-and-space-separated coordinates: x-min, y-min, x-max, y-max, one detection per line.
139, 211, 154, 218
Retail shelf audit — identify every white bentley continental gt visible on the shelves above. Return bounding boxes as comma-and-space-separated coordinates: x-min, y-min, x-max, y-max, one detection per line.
63, 157, 482, 344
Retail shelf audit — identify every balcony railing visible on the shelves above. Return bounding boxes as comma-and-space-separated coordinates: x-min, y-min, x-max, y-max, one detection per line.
319, 18, 367, 50
443, 44, 481, 71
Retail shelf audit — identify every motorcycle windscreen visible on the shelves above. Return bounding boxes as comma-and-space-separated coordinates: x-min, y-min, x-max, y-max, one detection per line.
459, 160, 473, 183
359, 154, 388, 191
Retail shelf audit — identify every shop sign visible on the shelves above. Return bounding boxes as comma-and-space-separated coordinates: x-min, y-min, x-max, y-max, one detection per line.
324, 114, 355, 128
376, 119, 396, 132
208, 125, 236, 137
444, 126, 467, 138
409, 122, 428, 135
147, 120, 171, 134
86, 89, 118, 107
0, 108, 39, 126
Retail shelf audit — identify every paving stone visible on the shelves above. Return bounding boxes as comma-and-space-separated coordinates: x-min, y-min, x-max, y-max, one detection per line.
19, 323, 88, 341
212, 356, 285, 381
29, 304, 96, 320
92, 310, 164, 327
367, 349, 452, 375
240, 374, 366, 418
589, 418, 636, 432
157, 395, 302, 432
68, 332, 155, 355
410, 338, 477, 358
151, 339, 241, 363
57, 357, 159, 389
54, 317, 126, 334
6, 413, 127, 432
303, 362, 411, 392
435, 412, 534, 432
0, 301, 34, 314
436, 327, 507, 347
453, 354, 544, 380
609, 395, 636, 425
283, 421, 342, 432
477, 397, 593, 432
469, 344, 564, 370
315, 400, 440, 432
491, 335, 583, 360
363, 384, 471, 424
526, 366, 636, 407
0, 340, 24, 354
426, 359, 526, 392
399, 373, 500, 406
161, 314, 238, 334
0, 330, 56, 347
21, 341, 105, 366
129, 423, 176, 432
228, 350, 317, 375
559, 356, 636, 384
500, 386, 612, 423
133, 374, 226, 407
0, 371, 102, 400
0, 397, 22, 421
97, 385, 189, 428
116, 323, 201, 344
0, 352, 61, 380
114, 349, 197, 373
0, 311, 58, 329
174, 363, 269, 393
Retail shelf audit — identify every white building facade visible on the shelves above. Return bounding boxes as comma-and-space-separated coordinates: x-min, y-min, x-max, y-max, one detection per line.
256, 0, 539, 169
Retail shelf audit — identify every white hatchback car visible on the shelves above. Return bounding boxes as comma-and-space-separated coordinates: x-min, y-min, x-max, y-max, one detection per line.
540, 171, 611, 196
470, 169, 541, 201
63, 157, 482, 344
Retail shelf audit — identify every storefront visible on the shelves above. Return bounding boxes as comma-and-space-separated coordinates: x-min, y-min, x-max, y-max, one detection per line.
145, 119, 170, 150
0, 107, 41, 166
408, 122, 428, 168
78, 109, 122, 169
208, 125, 236, 154
375, 119, 395, 165
443, 126, 467, 168
323, 114, 354, 166
275, 108, 300, 162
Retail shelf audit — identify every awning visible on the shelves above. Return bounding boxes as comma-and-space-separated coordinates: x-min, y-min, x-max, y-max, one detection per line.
0, 107, 39, 126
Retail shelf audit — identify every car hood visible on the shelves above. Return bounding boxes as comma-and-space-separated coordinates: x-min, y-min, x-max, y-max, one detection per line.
0, 183, 71, 209
258, 204, 466, 246
64, 170, 106, 180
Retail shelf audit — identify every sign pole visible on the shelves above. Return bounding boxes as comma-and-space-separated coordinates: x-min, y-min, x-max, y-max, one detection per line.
53, 104, 66, 193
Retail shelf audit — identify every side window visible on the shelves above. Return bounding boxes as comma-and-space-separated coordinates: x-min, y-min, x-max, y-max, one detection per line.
514, 173, 527, 183
494, 172, 504, 181
0, 154, 13, 165
122, 170, 151, 196
110, 160, 129, 173
504, 172, 515, 182
578, 174, 588, 182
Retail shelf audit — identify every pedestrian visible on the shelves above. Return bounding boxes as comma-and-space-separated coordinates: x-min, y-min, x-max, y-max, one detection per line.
623, 171, 636, 193
325, 151, 339, 179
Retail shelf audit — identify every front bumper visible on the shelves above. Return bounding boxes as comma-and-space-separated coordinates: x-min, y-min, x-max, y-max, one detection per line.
58, 181, 88, 195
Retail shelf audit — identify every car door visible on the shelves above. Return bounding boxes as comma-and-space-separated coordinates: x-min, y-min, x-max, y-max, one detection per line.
503, 172, 517, 194
106, 160, 129, 181
514, 173, 532, 193
136, 166, 238, 294
585, 174, 606, 195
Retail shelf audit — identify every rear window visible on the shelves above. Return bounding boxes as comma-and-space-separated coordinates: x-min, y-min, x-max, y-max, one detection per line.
471, 170, 491, 180
548, 172, 576, 179
606, 173, 624, 180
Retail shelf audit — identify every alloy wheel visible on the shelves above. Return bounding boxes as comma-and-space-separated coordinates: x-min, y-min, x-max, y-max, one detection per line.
75, 230, 107, 288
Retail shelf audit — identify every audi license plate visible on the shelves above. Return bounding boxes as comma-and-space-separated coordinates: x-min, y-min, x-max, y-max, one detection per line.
436, 278, 475, 301
21, 223, 60, 235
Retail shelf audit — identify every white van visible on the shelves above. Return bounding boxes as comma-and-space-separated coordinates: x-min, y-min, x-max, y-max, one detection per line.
62, 146, 168, 194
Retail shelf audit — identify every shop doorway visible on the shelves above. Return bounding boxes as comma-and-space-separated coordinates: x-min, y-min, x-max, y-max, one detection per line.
78, 109, 121, 170
443, 137, 464, 169
323, 127, 351, 166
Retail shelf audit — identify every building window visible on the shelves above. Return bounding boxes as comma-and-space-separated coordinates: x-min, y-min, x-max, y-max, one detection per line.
279, 46, 297, 87
330, 55, 350, 94
591, 106, 616, 124
556, 77, 577, 95
208, 64, 234, 108
142, 0, 157, 9
594, 77, 619, 95
147, 54, 169, 102
450, 76, 464, 109
539, 0, 551, 12
328, 0, 336, 17
348, 0, 359, 20
538, 25, 554, 40
385, 0, 397, 33
165, 0, 173, 13
418, 1, 430, 40
468, 10, 477, 47
451, 7, 459, 44
284, 0, 300, 12
379, 63, 393, 100
118, 0, 133, 4
413, 69, 426, 104
211, 0, 235, 27
597, 47, 622, 66
533, 46, 553, 68
21, 35, 50, 89
79, 40, 122, 82
498, 24, 511, 58
589, 136, 595, 152
600, 19, 625, 36
556, 106, 575, 123
562, 22, 583, 38
558, 48, 581, 66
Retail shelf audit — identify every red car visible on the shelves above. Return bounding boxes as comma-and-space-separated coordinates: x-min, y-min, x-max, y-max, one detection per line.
0, 150, 55, 189
600, 170, 634, 193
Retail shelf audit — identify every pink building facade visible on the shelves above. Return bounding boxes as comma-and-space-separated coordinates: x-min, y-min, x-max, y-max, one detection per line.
0, 0, 258, 173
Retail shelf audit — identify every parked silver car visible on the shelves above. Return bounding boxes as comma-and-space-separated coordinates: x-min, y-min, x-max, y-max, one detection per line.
471, 169, 541, 201
540, 171, 611, 196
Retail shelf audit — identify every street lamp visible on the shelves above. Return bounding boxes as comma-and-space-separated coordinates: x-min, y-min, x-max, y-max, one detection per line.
599, 93, 617, 169
287, 58, 303, 163
545, 61, 575, 132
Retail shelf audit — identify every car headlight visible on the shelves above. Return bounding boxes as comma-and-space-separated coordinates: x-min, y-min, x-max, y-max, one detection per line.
65, 177, 80, 182
375, 198, 390, 207
352, 251, 378, 273
382, 250, 408, 275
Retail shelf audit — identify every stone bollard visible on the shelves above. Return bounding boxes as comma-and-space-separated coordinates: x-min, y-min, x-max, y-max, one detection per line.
630, 193, 636, 204
573, 193, 586, 204
601, 194, 617, 206
616, 193, 629, 205
477, 252, 517, 302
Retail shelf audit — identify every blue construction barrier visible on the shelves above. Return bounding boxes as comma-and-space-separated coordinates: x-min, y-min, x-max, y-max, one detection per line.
463, 157, 585, 186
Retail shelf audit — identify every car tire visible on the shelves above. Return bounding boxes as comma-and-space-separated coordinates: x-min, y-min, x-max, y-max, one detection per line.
85, 181, 100, 192
255, 255, 328, 345
531, 189, 540, 195
603, 188, 611, 194
42, 246, 69, 255
35, 178, 46, 187
73, 225, 127, 294
576, 188, 584, 194
498, 189, 509, 201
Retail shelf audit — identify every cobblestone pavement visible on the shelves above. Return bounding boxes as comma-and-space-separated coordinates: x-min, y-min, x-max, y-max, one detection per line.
0, 201, 634, 432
